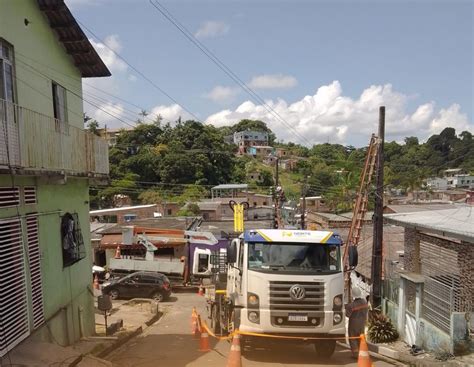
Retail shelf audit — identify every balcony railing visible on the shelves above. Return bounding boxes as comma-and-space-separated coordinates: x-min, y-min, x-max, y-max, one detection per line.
0, 99, 109, 176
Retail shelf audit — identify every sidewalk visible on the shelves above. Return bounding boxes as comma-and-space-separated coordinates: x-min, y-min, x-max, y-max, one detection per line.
366, 340, 474, 367
0, 297, 162, 367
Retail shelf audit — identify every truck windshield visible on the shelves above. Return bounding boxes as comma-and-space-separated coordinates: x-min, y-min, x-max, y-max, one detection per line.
247, 242, 341, 273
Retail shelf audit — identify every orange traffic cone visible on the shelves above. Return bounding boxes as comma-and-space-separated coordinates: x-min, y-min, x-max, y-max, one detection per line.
358, 334, 372, 367
114, 245, 121, 259
93, 274, 100, 290
198, 283, 204, 296
198, 324, 210, 352
226, 331, 242, 367
191, 308, 199, 337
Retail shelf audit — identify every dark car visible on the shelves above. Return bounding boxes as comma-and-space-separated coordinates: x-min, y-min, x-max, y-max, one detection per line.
102, 271, 172, 302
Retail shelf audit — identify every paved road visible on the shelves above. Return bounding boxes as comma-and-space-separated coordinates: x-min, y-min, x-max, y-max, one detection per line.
107, 293, 397, 367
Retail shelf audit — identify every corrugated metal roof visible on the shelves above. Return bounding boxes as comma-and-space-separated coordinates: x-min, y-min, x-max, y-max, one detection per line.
90, 204, 157, 215
197, 202, 221, 210
384, 206, 474, 242
212, 184, 248, 190
310, 211, 373, 222
385, 203, 458, 213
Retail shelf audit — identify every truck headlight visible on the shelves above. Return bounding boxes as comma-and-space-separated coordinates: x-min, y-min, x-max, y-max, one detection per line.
248, 311, 260, 324
333, 295, 343, 310
333, 312, 342, 324
248, 293, 259, 308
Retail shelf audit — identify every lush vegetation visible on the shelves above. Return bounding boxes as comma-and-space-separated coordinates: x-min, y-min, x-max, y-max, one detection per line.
89, 117, 473, 211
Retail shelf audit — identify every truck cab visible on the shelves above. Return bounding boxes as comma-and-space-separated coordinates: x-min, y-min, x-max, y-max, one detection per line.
225, 229, 345, 357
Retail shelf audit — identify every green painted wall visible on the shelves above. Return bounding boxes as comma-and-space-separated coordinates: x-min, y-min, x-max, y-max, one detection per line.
0, 175, 95, 344
0, 0, 83, 129
0, 0, 100, 347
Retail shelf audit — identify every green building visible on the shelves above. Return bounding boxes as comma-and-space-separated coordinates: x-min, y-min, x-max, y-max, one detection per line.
0, 0, 110, 356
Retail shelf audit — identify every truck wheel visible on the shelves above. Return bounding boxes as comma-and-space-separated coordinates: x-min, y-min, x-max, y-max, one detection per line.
314, 340, 336, 358
211, 305, 221, 335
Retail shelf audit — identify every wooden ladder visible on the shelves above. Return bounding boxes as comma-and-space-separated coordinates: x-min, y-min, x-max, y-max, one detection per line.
343, 133, 379, 266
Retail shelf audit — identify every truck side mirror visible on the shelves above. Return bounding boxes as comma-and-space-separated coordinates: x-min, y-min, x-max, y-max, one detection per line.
227, 242, 237, 263
348, 246, 358, 268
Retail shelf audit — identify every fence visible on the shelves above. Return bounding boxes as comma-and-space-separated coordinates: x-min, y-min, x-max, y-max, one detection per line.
0, 99, 109, 175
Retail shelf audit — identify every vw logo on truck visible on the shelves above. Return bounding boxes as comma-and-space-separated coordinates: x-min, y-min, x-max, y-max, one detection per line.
289, 284, 306, 300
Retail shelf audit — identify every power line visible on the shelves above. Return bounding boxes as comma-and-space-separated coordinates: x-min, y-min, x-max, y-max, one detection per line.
15, 52, 159, 124
148, 0, 313, 146
14, 67, 138, 129
75, 19, 202, 123
15, 58, 140, 128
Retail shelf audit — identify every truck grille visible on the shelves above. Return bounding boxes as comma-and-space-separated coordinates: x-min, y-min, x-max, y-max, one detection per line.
269, 281, 325, 311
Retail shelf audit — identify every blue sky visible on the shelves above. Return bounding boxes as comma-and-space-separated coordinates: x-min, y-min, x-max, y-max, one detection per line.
67, 0, 473, 146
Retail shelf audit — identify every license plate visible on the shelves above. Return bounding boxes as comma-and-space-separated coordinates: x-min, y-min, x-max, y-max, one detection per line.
288, 314, 308, 322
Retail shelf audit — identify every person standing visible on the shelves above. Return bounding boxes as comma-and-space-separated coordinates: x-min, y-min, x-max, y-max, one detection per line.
345, 287, 369, 358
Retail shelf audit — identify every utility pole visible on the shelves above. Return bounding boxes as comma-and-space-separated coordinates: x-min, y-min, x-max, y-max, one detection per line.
371, 106, 385, 308
301, 176, 308, 230
272, 157, 279, 229
275, 157, 280, 187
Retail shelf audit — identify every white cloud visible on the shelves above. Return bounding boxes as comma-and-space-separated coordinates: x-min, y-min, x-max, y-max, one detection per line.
204, 86, 240, 103
89, 35, 127, 73
89, 101, 127, 127
205, 81, 472, 145
429, 104, 471, 135
194, 21, 230, 39
248, 74, 298, 90
150, 104, 193, 123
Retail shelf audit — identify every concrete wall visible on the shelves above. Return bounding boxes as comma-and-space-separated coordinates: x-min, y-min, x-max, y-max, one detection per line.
0, 175, 94, 346
0, 0, 83, 129
418, 318, 452, 353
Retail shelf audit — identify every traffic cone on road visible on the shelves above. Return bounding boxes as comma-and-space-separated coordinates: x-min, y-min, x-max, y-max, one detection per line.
114, 245, 121, 259
198, 283, 204, 296
198, 326, 210, 352
93, 274, 100, 290
226, 331, 242, 367
358, 334, 372, 367
191, 308, 199, 337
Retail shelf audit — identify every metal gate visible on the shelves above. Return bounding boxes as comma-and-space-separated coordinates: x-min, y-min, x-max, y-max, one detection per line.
0, 218, 30, 357
423, 276, 460, 334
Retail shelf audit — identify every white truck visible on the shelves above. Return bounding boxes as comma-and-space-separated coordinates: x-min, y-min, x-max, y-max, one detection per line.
206, 229, 356, 358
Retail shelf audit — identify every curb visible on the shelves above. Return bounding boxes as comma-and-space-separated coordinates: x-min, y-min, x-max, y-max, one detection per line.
68, 310, 163, 366
367, 342, 468, 367
336, 341, 407, 366
96, 326, 143, 359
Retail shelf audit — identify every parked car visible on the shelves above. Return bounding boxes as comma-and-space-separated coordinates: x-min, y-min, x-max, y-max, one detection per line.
102, 271, 172, 302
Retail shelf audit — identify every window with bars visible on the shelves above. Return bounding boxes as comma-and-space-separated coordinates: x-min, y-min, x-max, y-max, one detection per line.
61, 212, 85, 267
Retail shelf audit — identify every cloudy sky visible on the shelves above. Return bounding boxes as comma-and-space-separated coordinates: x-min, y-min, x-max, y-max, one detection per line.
66, 0, 473, 146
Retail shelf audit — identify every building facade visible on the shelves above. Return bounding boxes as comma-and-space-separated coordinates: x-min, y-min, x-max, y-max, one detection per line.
233, 130, 269, 154
248, 145, 275, 158
384, 207, 473, 355
0, 0, 109, 355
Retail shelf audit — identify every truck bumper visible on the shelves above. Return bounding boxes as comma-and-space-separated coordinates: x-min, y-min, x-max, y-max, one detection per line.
238, 308, 345, 336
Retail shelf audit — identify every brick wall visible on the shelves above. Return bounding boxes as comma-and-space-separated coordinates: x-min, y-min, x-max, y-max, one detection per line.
116, 207, 157, 224
404, 228, 474, 313
456, 241, 473, 313
403, 227, 418, 272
